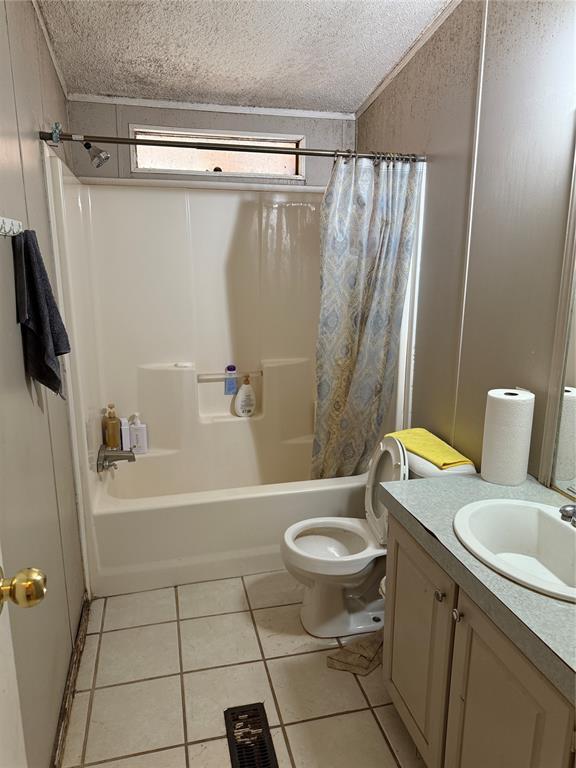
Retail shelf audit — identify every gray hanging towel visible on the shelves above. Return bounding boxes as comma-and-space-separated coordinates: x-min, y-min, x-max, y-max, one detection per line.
12, 230, 70, 397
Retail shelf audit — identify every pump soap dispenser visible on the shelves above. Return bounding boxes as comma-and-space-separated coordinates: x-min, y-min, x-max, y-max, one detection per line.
102, 403, 121, 449
129, 413, 149, 454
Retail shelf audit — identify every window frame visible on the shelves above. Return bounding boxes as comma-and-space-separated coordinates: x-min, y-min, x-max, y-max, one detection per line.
129, 125, 306, 182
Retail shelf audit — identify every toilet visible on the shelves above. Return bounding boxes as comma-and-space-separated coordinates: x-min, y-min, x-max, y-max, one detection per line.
282, 436, 476, 638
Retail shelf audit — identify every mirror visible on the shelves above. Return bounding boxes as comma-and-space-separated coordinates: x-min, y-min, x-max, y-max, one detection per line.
552, 283, 576, 499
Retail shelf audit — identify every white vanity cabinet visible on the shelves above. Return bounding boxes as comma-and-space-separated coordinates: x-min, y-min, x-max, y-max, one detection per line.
384, 517, 575, 768
383, 517, 457, 768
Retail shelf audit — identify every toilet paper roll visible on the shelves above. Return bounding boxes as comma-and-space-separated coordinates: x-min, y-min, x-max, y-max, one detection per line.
554, 387, 576, 482
480, 389, 535, 486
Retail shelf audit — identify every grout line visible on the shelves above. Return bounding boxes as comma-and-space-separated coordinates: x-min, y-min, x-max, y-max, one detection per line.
86, 599, 303, 636
80, 597, 107, 766
351, 673, 402, 768
241, 575, 298, 768
70, 705, 401, 768
78, 743, 187, 767
339, 635, 402, 767
76, 643, 345, 693
95, 568, 286, 600
283, 705, 372, 728
369, 706, 402, 768
78, 641, 344, 694
174, 587, 190, 768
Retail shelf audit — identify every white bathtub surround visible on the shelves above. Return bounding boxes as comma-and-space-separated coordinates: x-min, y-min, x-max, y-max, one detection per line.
62, 570, 424, 768
46, 152, 416, 595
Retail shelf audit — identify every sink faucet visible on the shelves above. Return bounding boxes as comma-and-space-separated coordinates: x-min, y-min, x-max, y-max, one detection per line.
97, 445, 136, 473
559, 504, 576, 526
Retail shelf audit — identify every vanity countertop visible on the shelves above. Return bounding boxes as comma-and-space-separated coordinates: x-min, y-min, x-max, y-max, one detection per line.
379, 475, 576, 702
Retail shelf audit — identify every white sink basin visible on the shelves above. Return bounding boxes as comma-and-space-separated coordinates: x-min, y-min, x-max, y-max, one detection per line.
453, 500, 576, 602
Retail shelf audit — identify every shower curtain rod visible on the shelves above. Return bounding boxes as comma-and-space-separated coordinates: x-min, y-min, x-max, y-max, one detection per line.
38, 128, 427, 163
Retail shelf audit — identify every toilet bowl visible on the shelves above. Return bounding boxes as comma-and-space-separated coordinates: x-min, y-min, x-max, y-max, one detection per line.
282, 437, 476, 637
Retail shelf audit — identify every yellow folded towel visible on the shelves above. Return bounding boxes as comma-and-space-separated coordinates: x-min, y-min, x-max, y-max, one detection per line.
386, 428, 474, 470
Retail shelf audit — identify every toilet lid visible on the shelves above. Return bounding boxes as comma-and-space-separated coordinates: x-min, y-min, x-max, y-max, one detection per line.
364, 437, 408, 544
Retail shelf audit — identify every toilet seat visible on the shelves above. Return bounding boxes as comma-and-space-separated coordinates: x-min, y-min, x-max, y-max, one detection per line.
283, 517, 384, 577
365, 436, 408, 545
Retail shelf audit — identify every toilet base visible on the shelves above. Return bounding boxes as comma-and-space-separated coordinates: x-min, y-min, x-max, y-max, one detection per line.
300, 583, 385, 638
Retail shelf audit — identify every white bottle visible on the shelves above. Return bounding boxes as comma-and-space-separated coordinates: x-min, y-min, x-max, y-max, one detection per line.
234, 376, 256, 417
129, 412, 149, 454
120, 417, 131, 451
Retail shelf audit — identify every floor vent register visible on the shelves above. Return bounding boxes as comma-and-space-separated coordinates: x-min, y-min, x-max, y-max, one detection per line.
224, 702, 279, 768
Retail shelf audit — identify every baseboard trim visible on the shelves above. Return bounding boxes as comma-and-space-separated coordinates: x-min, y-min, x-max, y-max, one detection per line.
50, 594, 90, 768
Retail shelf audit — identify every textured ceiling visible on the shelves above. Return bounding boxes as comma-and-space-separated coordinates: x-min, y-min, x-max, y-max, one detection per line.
37, 0, 451, 113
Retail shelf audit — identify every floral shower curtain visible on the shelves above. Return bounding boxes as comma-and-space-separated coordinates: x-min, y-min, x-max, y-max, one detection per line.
311, 156, 424, 479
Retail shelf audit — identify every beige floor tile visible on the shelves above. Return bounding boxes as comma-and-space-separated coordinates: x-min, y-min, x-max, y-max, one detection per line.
87, 598, 104, 634
187, 738, 230, 767
254, 604, 338, 658
178, 578, 248, 619
180, 612, 260, 671
97, 622, 180, 686
85, 676, 183, 763
187, 730, 290, 767
75, 635, 98, 691
99, 747, 187, 767
244, 570, 304, 609
271, 728, 292, 768
104, 589, 176, 631
375, 705, 427, 767
184, 661, 279, 742
267, 650, 366, 723
357, 665, 392, 706
61, 692, 90, 768
287, 711, 397, 768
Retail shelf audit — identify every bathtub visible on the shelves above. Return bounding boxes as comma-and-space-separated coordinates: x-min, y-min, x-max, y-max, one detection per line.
90, 472, 367, 595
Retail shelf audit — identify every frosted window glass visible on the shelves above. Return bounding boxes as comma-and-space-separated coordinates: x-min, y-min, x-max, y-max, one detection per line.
133, 130, 300, 176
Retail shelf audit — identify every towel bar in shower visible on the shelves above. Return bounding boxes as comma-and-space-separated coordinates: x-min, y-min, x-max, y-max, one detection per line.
197, 370, 263, 383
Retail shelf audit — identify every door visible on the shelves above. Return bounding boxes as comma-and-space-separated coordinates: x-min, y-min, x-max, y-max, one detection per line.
383, 517, 457, 768
0, 535, 47, 768
445, 591, 574, 768
0, 537, 27, 768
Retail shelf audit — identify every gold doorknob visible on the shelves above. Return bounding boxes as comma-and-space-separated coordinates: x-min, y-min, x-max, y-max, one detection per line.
0, 566, 47, 615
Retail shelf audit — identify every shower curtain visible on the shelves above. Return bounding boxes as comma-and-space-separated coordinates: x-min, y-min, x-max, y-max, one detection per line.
311, 156, 424, 479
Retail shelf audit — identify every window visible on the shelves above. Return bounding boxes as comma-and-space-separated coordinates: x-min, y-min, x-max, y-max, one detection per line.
130, 126, 304, 179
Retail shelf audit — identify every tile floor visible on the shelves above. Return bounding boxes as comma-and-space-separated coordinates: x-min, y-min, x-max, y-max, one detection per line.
63, 570, 426, 768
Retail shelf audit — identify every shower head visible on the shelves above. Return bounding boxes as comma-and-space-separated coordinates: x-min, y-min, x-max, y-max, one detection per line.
83, 141, 110, 168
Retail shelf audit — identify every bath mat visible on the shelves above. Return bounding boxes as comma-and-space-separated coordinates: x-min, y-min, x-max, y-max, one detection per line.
327, 631, 383, 676
224, 702, 278, 767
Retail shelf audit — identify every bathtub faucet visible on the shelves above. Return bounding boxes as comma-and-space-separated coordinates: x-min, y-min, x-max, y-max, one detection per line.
97, 445, 136, 473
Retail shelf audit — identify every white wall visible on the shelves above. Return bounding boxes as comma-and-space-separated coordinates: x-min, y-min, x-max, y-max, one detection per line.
358, 0, 576, 473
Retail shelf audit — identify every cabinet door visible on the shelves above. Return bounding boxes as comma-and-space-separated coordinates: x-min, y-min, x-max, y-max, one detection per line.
445, 591, 575, 768
384, 517, 458, 768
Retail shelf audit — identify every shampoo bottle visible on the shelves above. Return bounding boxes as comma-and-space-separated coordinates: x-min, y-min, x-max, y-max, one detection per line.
224, 364, 238, 395
234, 376, 256, 417
102, 403, 121, 449
129, 412, 149, 454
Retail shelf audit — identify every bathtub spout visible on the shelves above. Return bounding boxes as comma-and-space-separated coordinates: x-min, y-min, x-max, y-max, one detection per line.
97, 445, 136, 473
